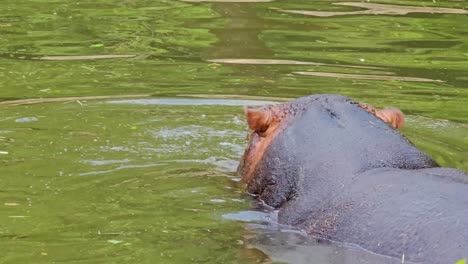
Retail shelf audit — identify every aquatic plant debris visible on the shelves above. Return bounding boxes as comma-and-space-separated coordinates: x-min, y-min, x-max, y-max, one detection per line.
181, 0, 272, 2
33, 55, 137, 61
294, 71, 444, 83
15, 117, 38, 123
90, 43, 104, 48
208, 58, 384, 70
107, 240, 123, 244
280, 2, 468, 17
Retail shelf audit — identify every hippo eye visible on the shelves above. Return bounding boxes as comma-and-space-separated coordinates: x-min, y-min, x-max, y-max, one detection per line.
256, 126, 269, 137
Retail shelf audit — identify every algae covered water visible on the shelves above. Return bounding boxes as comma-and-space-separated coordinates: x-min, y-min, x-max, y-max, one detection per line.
0, 1, 467, 263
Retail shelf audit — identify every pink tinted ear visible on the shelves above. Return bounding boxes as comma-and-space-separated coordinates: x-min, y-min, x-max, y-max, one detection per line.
375, 108, 405, 129
245, 107, 272, 133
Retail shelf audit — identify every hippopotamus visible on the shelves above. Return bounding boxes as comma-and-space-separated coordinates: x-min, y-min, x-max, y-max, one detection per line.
237, 94, 468, 264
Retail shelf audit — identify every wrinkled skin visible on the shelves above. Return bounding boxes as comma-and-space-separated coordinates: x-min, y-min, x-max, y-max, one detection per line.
237, 94, 468, 264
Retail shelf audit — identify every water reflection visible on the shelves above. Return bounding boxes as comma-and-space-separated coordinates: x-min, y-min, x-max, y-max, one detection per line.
0, 95, 150, 107
176, 93, 292, 102
294, 71, 444, 83
244, 229, 412, 264
205, 2, 273, 59
182, 0, 272, 2
208, 58, 384, 70
280, 2, 468, 17
224, 210, 411, 264
107, 98, 278, 106
223, 210, 273, 222
33, 55, 138, 61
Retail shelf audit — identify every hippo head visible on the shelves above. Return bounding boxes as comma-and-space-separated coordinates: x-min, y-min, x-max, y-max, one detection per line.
237, 94, 434, 208
238, 95, 404, 183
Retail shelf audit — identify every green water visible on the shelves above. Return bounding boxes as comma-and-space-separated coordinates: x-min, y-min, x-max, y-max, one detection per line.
0, 1, 467, 263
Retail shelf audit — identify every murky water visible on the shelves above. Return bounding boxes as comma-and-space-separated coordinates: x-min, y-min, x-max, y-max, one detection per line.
0, 1, 467, 263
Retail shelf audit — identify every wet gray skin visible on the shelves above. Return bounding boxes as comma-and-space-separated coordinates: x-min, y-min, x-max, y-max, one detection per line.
240, 94, 468, 264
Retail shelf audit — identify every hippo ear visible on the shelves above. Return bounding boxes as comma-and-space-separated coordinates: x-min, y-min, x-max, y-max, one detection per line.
245, 107, 272, 133
375, 108, 405, 129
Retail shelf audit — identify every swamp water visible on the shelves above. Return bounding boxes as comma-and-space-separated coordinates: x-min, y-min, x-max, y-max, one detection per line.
0, 1, 467, 263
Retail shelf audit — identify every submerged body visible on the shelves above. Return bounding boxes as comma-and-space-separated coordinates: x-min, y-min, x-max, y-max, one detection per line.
238, 94, 468, 264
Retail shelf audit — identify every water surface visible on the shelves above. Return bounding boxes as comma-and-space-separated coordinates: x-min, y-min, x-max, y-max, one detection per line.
1, 0, 467, 263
